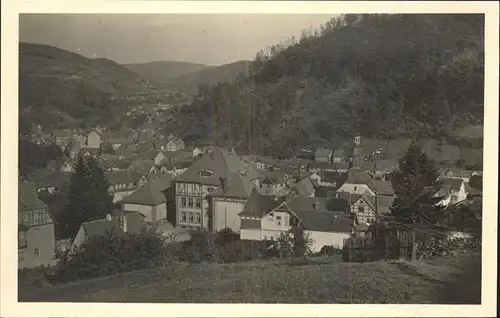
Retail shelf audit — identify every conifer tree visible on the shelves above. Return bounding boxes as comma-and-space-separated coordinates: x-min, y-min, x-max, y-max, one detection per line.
65, 155, 113, 236
390, 142, 442, 225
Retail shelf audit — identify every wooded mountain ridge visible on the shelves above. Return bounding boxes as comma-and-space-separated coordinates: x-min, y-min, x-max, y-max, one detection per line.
165, 14, 484, 158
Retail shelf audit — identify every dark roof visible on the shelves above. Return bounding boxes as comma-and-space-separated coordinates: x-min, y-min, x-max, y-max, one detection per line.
19, 181, 49, 211
293, 177, 316, 197
25, 171, 72, 189
315, 148, 333, 158
128, 159, 154, 175
293, 210, 353, 233
378, 196, 394, 214
287, 196, 327, 212
175, 147, 258, 185
308, 162, 337, 170
82, 219, 125, 238
371, 180, 395, 196
440, 177, 464, 192
121, 177, 172, 205
333, 148, 347, 157
344, 169, 374, 187
239, 188, 285, 218
81, 212, 147, 238
105, 170, 139, 186
212, 171, 255, 199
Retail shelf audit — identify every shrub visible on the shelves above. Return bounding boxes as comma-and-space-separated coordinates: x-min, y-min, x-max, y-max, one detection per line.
52, 227, 173, 283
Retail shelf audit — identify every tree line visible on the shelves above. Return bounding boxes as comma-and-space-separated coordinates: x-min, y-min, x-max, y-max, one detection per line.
174, 14, 484, 158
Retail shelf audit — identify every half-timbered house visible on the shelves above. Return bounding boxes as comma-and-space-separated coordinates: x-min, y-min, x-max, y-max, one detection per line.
173, 147, 259, 230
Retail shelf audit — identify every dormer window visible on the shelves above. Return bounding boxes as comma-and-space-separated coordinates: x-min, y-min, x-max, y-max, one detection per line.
199, 170, 214, 177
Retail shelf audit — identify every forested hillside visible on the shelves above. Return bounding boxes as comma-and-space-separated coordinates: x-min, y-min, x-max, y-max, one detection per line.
168, 61, 251, 94
167, 14, 484, 158
19, 42, 162, 130
125, 60, 210, 84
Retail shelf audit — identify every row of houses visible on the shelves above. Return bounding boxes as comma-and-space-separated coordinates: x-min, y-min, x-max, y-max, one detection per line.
19, 135, 483, 268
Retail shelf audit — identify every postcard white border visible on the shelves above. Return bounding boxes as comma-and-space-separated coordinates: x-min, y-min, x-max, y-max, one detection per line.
1, 1, 498, 317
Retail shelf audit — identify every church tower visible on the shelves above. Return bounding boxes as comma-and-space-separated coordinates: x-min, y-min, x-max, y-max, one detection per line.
352, 134, 364, 169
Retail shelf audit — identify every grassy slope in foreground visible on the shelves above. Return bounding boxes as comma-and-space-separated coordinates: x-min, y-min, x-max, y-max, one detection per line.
19, 254, 480, 303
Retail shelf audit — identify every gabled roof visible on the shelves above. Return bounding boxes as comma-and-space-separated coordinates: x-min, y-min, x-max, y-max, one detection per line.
19, 181, 49, 211
292, 210, 353, 233
104, 170, 139, 186
212, 171, 255, 199
315, 148, 333, 158
128, 159, 155, 175
238, 188, 285, 218
81, 212, 147, 238
293, 177, 316, 198
121, 177, 172, 206
175, 147, 258, 186
377, 195, 395, 215
371, 180, 395, 196
343, 169, 374, 188
440, 177, 464, 192
350, 192, 376, 211
287, 196, 327, 212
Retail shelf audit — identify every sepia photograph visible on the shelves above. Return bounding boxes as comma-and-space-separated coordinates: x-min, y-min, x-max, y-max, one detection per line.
1, 1, 498, 317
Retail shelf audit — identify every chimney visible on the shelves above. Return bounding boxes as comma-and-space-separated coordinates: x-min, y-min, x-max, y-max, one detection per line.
106, 213, 112, 221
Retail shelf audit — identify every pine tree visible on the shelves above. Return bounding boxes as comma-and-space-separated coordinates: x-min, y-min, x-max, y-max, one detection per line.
390, 142, 443, 260
86, 157, 114, 217
65, 155, 113, 236
390, 142, 442, 224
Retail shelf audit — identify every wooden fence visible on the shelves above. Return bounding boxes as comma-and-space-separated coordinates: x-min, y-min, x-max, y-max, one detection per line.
342, 230, 414, 262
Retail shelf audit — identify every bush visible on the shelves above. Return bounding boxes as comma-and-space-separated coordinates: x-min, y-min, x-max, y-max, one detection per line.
52, 227, 174, 283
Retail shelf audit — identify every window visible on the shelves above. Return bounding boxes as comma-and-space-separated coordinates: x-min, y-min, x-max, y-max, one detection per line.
199, 170, 214, 177
358, 206, 365, 213
276, 216, 282, 226
354, 186, 357, 191
188, 197, 194, 208
284, 217, 290, 226
207, 187, 213, 193
22, 212, 30, 225
195, 198, 201, 208
181, 197, 186, 208
181, 211, 187, 222
195, 213, 201, 224
188, 212, 194, 223
18, 231, 27, 249
34, 248, 40, 257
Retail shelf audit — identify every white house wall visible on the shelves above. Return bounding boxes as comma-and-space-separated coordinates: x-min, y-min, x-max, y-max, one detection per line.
305, 230, 350, 252
212, 200, 245, 232
18, 223, 57, 269
122, 203, 167, 223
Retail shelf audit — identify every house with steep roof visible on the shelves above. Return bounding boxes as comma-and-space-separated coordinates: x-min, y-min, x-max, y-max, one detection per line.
337, 169, 376, 195
18, 182, 56, 269
208, 170, 256, 232
70, 211, 147, 254
121, 177, 172, 223
291, 177, 316, 198
239, 191, 353, 252
173, 147, 259, 230
314, 148, 333, 163
435, 177, 468, 207
336, 169, 394, 197
333, 148, 348, 163
105, 170, 141, 203
86, 130, 101, 149
128, 159, 155, 176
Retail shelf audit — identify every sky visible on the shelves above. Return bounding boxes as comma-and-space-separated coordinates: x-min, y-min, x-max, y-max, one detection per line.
19, 14, 335, 66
